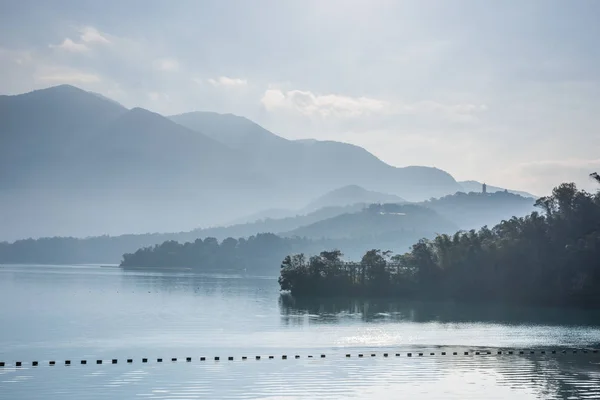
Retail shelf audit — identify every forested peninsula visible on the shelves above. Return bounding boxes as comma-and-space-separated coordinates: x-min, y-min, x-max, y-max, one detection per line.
279, 177, 600, 308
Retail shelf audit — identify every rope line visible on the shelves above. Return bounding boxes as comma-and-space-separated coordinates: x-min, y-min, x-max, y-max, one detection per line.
1, 349, 597, 368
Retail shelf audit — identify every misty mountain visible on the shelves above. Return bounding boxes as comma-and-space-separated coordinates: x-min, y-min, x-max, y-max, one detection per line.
284, 203, 458, 239
420, 191, 537, 230
1, 85, 467, 239
0, 84, 127, 189
190, 203, 367, 241
170, 111, 462, 203
229, 185, 403, 225
459, 180, 537, 199
0, 188, 539, 265
302, 185, 405, 213
0, 86, 271, 239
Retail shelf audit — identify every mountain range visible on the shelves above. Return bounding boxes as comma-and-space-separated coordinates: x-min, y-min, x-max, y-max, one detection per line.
0, 85, 530, 240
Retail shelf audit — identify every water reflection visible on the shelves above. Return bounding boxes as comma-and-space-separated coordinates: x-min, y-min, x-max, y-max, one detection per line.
279, 294, 600, 330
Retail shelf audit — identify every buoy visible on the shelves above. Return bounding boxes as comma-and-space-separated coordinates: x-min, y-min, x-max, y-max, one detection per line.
142, 358, 148, 363
112, 359, 117, 364
65, 360, 71, 365
81, 360, 87, 365
96, 360, 102, 364
33, 361, 39, 366
49, 361, 56, 365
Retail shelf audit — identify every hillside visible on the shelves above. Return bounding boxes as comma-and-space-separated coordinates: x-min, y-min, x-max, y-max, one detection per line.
170, 111, 462, 202
0, 85, 533, 240
302, 185, 404, 212
226, 185, 402, 225
0, 86, 271, 239
420, 191, 537, 230
0, 190, 538, 265
285, 203, 458, 239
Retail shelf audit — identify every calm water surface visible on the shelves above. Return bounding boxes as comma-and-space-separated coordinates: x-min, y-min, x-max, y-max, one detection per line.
1, 264, 599, 399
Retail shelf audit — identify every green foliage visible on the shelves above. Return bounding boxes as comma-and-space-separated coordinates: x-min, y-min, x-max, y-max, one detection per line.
279, 178, 600, 308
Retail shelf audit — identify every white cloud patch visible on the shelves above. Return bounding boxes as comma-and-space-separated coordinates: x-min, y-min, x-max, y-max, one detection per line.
262, 89, 389, 118
49, 26, 110, 53
80, 26, 110, 44
208, 76, 247, 87
49, 38, 89, 52
153, 58, 179, 72
261, 89, 486, 121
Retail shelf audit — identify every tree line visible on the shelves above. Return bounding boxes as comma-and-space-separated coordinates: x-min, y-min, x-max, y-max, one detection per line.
119, 229, 434, 273
279, 175, 600, 308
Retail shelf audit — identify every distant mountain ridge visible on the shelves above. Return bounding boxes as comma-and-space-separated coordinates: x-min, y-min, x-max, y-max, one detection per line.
0, 85, 529, 240
169, 111, 462, 203
225, 185, 403, 225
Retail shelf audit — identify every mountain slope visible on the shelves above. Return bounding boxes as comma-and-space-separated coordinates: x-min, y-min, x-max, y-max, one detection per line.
0, 87, 272, 239
170, 111, 462, 202
420, 191, 537, 230
285, 203, 458, 239
0, 85, 127, 189
302, 185, 405, 212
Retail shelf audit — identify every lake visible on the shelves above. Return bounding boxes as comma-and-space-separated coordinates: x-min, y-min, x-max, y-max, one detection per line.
1, 264, 599, 399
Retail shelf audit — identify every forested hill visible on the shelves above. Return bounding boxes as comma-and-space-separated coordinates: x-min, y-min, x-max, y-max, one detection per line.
279, 176, 600, 308
0, 190, 535, 266
419, 190, 536, 230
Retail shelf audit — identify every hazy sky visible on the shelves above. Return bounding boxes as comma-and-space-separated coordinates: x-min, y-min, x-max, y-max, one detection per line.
1, 0, 599, 195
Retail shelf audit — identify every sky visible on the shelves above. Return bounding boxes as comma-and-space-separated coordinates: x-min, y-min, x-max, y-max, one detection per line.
1, 0, 599, 196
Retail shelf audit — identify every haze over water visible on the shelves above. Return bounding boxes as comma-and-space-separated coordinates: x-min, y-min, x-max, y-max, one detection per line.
1, 265, 599, 399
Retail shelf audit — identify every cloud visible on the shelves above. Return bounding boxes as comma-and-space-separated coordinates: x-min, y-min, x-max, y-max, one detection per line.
49, 38, 89, 52
153, 58, 179, 72
79, 26, 110, 44
49, 26, 110, 53
208, 76, 247, 87
261, 88, 486, 121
